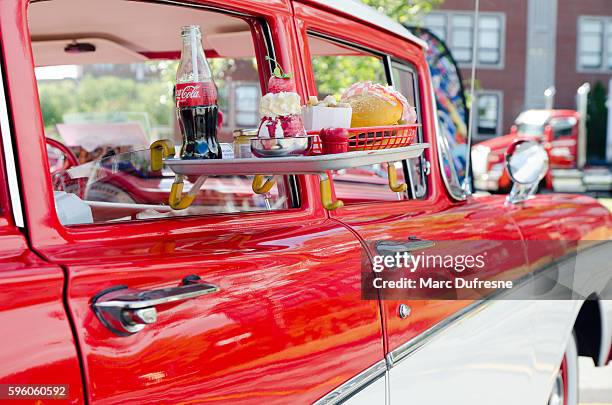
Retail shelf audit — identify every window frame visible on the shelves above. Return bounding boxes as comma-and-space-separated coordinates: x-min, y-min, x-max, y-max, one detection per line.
422, 11, 506, 70
474, 90, 503, 138
305, 30, 429, 203
30, 0, 307, 229
576, 15, 612, 73
389, 59, 427, 199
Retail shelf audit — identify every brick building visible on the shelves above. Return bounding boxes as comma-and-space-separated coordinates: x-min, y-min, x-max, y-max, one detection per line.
422, 0, 612, 142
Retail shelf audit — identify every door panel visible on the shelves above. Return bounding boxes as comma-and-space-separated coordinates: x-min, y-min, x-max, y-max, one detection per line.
387, 300, 538, 405
337, 196, 528, 352
54, 217, 383, 404
0, 220, 84, 404
334, 195, 532, 403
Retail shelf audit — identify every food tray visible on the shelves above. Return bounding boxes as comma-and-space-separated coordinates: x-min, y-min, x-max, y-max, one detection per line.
164, 143, 429, 176
308, 124, 419, 153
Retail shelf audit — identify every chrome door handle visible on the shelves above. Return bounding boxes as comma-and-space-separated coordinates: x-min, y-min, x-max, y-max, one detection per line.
92, 278, 219, 336
375, 237, 435, 256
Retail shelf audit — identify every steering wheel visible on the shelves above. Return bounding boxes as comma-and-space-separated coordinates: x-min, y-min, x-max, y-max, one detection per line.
46, 137, 79, 175
46, 137, 87, 198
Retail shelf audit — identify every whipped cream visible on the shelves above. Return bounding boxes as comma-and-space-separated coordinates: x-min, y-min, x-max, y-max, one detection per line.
259, 92, 302, 117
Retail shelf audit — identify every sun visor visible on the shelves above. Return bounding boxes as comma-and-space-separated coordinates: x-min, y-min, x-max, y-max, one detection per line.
32, 37, 147, 67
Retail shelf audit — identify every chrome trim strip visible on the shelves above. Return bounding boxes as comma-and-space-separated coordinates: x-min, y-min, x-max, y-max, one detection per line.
313, 359, 387, 405
0, 61, 24, 228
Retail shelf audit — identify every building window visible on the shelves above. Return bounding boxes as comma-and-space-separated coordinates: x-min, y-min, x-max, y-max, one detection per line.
475, 91, 502, 137
234, 84, 260, 127
577, 16, 612, 71
423, 12, 505, 68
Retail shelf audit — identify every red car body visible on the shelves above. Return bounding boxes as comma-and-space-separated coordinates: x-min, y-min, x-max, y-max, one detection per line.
0, 0, 610, 404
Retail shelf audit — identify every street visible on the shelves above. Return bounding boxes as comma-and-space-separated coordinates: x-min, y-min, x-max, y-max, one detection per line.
580, 357, 612, 405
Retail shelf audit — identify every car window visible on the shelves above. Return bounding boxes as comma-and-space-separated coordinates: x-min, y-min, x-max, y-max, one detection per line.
29, 0, 297, 226
550, 117, 577, 139
516, 123, 544, 136
308, 34, 421, 203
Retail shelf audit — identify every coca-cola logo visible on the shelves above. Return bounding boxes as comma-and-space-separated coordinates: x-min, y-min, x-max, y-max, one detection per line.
177, 85, 200, 99
176, 82, 217, 107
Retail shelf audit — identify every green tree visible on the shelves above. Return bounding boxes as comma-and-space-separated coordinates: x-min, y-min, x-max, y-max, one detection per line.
311, 0, 441, 98
586, 81, 608, 162
360, 0, 443, 24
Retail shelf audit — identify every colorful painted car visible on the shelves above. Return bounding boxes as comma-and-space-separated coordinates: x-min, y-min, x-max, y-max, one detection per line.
0, 1, 611, 404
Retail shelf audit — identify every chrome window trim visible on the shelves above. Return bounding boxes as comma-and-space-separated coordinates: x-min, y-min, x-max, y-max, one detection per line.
0, 61, 24, 228
313, 359, 387, 405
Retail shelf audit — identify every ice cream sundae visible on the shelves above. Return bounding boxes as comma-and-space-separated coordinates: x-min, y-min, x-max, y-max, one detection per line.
257, 57, 306, 139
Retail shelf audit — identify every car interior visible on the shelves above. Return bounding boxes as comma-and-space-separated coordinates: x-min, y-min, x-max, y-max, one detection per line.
29, 0, 422, 226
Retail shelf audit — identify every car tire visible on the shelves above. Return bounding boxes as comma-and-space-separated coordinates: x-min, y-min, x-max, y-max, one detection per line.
548, 332, 579, 405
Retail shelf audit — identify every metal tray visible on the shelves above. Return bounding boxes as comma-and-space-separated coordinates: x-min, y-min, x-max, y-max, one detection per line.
164, 143, 428, 176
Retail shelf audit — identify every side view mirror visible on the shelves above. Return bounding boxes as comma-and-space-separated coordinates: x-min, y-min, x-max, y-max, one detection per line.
505, 140, 549, 204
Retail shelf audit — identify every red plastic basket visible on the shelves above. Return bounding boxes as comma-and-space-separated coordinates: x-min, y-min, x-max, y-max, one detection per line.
308, 124, 419, 154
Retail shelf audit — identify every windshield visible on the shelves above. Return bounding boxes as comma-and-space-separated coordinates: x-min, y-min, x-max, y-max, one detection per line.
516, 123, 544, 136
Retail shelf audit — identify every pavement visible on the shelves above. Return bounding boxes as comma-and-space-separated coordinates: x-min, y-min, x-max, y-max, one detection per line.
580, 357, 612, 405
598, 198, 612, 212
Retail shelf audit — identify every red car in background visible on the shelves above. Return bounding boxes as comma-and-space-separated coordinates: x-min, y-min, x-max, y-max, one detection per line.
0, 0, 611, 404
472, 109, 579, 193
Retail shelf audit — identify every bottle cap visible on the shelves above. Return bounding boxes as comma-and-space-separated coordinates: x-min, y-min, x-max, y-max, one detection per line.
181, 25, 202, 38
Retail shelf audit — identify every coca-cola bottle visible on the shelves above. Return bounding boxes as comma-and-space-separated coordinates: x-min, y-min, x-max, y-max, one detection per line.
175, 25, 221, 159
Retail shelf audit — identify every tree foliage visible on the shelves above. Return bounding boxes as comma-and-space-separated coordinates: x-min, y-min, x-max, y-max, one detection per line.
586, 81, 608, 162
38, 61, 177, 136
311, 0, 440, 98
360, 0, 443, 24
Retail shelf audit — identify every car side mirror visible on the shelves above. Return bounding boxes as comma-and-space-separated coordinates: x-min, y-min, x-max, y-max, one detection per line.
505, 140, 549, 204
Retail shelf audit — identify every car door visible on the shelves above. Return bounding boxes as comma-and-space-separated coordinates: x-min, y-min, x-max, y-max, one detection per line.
0, 73, 84, 402
2, 0, 386, 403
294, 6, 537, 403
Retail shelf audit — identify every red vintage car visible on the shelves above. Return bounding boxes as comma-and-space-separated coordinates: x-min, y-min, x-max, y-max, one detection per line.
472, 109, 612, 192
1, 0, 611, 404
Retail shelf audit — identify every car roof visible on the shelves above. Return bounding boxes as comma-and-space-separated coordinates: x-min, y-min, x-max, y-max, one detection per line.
306, 0, 427, 49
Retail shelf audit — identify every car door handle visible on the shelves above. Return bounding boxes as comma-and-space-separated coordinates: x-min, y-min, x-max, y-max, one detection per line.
92, 277, 219, 336
375, 237, 435, 256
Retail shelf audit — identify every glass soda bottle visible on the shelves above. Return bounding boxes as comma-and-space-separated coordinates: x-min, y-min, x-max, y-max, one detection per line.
175, 25, 221, 159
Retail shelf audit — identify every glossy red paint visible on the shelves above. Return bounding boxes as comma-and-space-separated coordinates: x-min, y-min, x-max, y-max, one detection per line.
1, 0, 385, 402
54, 217, 383, 403
294, 2, 529, 354
0, 0, 610, 403
336, 194, 531, 353
0, 63, 83, 401
0, 213, 83, 404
